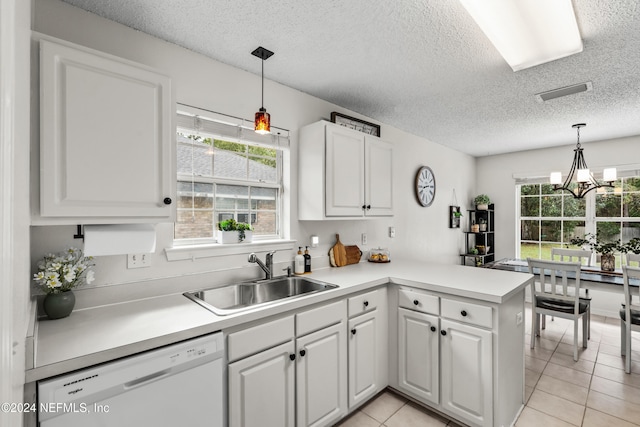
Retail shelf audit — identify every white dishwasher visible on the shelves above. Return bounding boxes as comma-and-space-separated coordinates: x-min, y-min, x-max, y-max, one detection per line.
38, 332, 224, 427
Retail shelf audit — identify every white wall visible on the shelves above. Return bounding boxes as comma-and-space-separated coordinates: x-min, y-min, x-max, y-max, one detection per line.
31, 0, 476, 308
477, 134, 640, 316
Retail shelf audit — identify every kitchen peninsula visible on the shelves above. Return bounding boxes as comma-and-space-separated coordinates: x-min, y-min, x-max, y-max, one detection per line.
26, 260, 532, 427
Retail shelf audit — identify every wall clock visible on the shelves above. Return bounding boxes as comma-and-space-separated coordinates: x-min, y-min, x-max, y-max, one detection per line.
415, 166, 436, 207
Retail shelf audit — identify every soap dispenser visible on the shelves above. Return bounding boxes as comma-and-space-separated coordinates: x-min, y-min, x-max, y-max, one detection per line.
304, 246, 312, 273
294, 247, 305, 275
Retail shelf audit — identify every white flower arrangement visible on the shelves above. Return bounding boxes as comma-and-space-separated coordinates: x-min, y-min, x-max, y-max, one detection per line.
33, 248, 95, 294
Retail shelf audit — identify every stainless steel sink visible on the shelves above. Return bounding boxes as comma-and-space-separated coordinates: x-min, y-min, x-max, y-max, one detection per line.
184, 276, 339, 316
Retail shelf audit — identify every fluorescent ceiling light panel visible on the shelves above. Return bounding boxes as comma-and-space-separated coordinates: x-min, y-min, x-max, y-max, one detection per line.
459, 0, 583, 71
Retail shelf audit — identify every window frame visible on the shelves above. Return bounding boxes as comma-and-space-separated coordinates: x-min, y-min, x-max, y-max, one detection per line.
516, 176, 640, 260
173, 107, 287, 247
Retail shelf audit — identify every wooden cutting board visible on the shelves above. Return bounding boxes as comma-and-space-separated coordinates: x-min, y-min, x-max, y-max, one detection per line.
345, 245, 362, 265
331, 234, 347, 267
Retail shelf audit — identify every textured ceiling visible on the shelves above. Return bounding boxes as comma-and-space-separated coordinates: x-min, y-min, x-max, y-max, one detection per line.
59, 0, 640, 157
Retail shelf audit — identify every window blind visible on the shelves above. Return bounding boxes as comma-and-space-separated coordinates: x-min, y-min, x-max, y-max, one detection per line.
176, 104, 290, 150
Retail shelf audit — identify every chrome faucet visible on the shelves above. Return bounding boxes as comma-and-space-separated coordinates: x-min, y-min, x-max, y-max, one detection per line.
248, 251, 276, 279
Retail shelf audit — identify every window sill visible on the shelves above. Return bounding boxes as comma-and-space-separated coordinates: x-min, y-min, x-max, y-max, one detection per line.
164, 239, 296, 262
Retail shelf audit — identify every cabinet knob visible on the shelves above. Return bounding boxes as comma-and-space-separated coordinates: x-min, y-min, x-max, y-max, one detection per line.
351, 328, 357, 335
430, 326, 436, 332
413, 299, 419, 306
440, 330, 447, 336
362, 205, 366, 210
289, 354, 296, 361
461, 310, 468, 317
363, 301, 369, 307
299, 349, 306, 357
366, 205, 371, 210
163, 197, 172, 205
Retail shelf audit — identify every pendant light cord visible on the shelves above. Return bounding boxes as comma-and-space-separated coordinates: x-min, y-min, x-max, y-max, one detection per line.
261, 59, 264, 109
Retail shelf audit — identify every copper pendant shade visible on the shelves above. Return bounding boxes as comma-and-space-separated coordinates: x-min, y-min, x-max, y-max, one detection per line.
251, 46, 274, 134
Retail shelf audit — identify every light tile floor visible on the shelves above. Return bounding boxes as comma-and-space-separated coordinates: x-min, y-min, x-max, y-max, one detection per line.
336, 304, 640, 427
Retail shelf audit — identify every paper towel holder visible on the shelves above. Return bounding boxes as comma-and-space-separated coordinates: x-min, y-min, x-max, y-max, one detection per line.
73, 225, 84, 241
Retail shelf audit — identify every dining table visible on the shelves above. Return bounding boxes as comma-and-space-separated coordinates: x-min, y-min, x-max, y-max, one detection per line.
485, 258, 638, 293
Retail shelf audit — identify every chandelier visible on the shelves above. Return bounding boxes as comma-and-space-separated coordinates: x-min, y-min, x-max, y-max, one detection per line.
550, 123, 616, 198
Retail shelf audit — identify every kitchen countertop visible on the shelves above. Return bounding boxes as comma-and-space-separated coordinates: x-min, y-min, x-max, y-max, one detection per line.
26, 259, 532, 383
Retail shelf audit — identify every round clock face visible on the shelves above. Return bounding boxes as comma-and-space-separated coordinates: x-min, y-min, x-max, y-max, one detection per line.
415, 166, 436, 207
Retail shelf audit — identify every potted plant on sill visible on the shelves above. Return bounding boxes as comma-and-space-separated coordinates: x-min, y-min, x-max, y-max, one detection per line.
474, 194, 491, 210
624, 237, 640, 255
218, 219, 253, 243
570, 233, 625, 272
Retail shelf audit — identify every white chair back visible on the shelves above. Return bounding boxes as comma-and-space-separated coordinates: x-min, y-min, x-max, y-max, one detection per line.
551, 248, 593, 266
622, 265, 640, 314
527, 258, 582, 306
625, 253, 640, 267
621, 265, 640, 372
527, 258, 587, 361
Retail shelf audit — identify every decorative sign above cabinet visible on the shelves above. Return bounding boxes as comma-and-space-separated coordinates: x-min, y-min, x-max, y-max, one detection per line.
330, 112, 380, 137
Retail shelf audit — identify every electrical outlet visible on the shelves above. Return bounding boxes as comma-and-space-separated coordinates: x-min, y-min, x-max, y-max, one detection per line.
361, 233, 368, 245
127, 253, 151, 269
389, 227, 396, 238
516, 311, 523, 325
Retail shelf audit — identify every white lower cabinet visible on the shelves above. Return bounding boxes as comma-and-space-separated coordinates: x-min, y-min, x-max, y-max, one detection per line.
348, 310, 378, 408
347, 288, 387, 410
393, 287, 521, 427
227, 300, 347, 427
398, 308, 439, 405
228, 340, 296, 427
296, 322, 347, 427
440, 318, 493, 427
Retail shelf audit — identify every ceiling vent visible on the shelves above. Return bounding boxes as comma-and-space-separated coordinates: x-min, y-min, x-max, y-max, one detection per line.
535, 81, 592, 102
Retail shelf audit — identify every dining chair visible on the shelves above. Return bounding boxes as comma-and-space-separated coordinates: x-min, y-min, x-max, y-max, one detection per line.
551, 248, 593, 266
548, 248, 593, 337
528, 258, 589, 361
620, 265, 640, 373
626, 252, 640, 267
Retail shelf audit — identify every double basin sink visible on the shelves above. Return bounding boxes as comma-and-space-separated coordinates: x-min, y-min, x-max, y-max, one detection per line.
184, 276, 339, 316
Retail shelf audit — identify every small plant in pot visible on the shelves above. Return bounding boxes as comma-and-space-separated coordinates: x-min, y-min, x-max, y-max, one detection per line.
478, 217, 487, 232
33, 247, 95, 319
474, 194, 491, 210
218, 219, 253, 243
570, 233, 625, 271
236, 222, 253, 243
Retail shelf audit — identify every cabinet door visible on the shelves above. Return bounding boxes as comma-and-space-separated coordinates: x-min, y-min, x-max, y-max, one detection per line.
325, 125, 365, 217
398, 308, 439, 405
229, 341, 295, 427
348, 309, 378, 409
39, 39, 173, 220
296, 322, 347, 427
365, 137, 393, 216
440, 319, 493, 427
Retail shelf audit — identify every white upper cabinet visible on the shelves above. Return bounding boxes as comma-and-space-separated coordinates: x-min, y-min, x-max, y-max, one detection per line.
298, 120, 393, 220
35, 37, 174, 224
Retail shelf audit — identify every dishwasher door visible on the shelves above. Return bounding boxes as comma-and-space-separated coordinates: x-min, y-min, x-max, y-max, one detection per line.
38, 332, 224, 427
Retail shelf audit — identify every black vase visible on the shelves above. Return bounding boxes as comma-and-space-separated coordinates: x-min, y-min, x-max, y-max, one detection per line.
43, 291, 76, 319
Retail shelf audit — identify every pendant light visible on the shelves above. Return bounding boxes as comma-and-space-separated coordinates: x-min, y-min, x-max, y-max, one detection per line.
251, 46, 274, 134
550, 123, 617, 198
